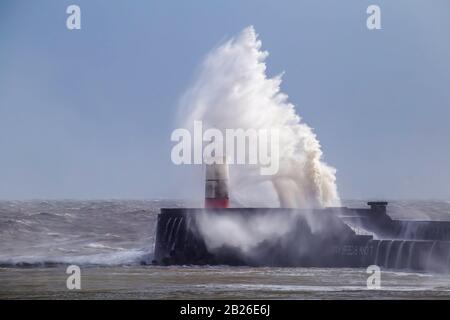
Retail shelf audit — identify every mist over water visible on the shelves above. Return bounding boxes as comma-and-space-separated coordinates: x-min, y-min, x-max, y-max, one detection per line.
2, 199, 450, 267
2, 200, 450, 299
179, 26, 340, 209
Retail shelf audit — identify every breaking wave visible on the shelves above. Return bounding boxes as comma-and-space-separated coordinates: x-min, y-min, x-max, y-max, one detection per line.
0, 249, 153, 268
179, 26, 340, 208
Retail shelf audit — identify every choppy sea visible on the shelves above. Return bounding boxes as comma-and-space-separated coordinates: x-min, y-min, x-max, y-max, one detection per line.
1, 199, 450, 299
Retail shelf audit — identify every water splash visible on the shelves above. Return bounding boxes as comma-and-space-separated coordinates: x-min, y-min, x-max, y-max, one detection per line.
395, 240, 406, 269
179, 26, 340, 209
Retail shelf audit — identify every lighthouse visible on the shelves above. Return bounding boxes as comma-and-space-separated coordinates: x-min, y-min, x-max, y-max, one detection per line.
204, 158, 229, 208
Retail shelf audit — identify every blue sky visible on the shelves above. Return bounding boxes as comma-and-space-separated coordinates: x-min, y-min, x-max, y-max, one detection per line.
0, 0, 449, 200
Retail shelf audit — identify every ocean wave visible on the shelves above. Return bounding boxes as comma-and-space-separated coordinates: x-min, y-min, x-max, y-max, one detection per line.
85, 242, 125, 250
0, 249, 153, 268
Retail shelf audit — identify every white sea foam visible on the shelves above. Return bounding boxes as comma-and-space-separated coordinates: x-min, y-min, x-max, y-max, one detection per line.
0, 249, 152, 266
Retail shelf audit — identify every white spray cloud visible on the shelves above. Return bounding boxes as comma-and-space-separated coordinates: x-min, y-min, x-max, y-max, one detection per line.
179, 26, 340, 209
195, 211, 294, 254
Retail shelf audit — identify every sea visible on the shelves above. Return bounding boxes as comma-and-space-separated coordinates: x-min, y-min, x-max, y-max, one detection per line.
1, 199, 450, 299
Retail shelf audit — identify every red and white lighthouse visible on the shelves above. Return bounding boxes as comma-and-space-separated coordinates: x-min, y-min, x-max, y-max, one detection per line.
204, 158, 229, 208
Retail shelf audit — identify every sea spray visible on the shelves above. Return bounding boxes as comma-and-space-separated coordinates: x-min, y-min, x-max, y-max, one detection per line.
177, 26, 341, 257
179, 26, 340, 209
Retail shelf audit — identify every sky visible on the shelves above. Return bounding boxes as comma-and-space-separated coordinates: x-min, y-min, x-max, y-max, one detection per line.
0, 0, 449, 200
